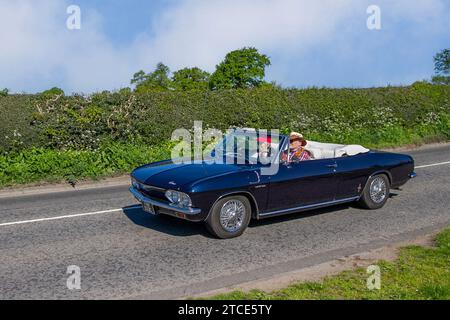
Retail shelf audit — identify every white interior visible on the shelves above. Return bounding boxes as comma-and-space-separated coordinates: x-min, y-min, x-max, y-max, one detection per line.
305, 140, 370, 159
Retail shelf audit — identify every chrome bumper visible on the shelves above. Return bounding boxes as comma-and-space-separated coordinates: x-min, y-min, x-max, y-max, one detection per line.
129, 186, 201, 215
409, 172, 417, 179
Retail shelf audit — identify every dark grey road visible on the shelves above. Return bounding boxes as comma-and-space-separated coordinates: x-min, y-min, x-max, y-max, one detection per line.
0, 145, 449, 299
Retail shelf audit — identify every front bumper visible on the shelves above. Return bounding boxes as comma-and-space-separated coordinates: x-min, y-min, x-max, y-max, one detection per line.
129, 186, 203, 221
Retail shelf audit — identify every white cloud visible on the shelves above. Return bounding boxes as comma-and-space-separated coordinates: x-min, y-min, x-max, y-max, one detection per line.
0, 0, 135, 93
0, 0, 447, 93
134, 0, 358, 70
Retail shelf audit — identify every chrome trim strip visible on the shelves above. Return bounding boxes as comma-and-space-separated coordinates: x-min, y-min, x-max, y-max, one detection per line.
129, 187, 201, 215
142, 185, 165, 192
258, 196, 360, 218
132, 176, 166, 192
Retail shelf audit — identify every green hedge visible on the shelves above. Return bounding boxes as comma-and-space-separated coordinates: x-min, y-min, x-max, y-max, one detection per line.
0, 83, 449, 187
0, 142, 171, 187
1, 83, 449, 153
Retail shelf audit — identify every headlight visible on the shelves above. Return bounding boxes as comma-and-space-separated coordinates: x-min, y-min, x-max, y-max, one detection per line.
165, 190, 178, 203
131, 177, 140, 189
165, 190, 192, 207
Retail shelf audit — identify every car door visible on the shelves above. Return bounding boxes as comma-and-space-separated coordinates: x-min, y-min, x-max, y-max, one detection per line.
334, 153, 373, 200
265, 158, 338, 213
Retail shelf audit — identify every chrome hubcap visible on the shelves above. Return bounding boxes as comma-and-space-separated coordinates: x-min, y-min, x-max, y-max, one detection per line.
219, 199, 246, 233
369, 177, 387, 203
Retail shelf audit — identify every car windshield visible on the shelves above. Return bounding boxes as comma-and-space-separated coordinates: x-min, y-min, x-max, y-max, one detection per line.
212, 130, 282, 165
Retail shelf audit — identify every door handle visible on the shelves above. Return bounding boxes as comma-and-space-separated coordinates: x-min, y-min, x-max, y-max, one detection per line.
326, 163, 338, 168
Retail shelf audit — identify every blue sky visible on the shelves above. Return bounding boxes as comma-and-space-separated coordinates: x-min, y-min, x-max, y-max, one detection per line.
0, 0, 448, 93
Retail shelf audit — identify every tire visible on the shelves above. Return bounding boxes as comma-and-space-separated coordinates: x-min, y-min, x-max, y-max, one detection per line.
358, 174, 390, 209
205, 195, 252, 239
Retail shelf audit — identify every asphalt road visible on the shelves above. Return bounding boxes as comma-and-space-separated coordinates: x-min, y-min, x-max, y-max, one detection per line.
0, 145, 449, 299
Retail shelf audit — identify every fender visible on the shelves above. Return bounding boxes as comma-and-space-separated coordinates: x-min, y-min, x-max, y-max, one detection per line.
205, 190, 260, 221
360, 169, 392, 197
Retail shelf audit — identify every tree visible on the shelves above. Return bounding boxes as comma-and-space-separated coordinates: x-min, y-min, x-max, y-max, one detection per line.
41, 87, 64, 97
0, 88, 9, 97
434, 49, 450, 75
432, 49, 450, 85
130, 70, 147, 86
172, 67, 210, 91
209, 47, 271, 90
131, 63, 172, 92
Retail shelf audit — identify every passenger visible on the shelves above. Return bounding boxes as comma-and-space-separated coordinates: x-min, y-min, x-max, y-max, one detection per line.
283, 132, 312, 162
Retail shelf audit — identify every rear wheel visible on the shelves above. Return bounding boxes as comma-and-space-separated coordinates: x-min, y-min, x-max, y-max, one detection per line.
358, 174, 390, 209
205, 195, 251, 239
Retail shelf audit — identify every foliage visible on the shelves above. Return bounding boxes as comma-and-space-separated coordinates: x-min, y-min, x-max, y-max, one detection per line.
0, 88, 9, 97
129, 48, 271, 92
207, 229, 450, 300
131, 62, 172, 92
209, 47, 271, 90
432, 75, 450, 85
432, 49, 450, 85
1, 84, 449, 153
41, 87, 65, 97
0, 84, 449, 187
0, 142, 171, 187
434, 49, 450, 75
172, 67, 210, 91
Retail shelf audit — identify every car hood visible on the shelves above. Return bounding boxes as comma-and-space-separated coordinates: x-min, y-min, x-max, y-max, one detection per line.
131, 160, 247, 190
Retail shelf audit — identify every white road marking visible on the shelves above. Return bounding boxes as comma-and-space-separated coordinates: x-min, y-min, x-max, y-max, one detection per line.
0, 160, 449, 228
415, 161, 450, 169
0, 208, 125, 227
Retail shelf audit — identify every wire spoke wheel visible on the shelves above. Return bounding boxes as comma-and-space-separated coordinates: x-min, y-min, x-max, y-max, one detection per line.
219, 199, 246, 233
369, 177, 387, 203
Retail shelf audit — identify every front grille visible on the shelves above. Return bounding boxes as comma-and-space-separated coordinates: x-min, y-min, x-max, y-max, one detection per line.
137, 183, 167, 201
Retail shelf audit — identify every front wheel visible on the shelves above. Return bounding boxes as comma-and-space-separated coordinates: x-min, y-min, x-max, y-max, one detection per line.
205, 195, 251, 239
358, 174, 390, 209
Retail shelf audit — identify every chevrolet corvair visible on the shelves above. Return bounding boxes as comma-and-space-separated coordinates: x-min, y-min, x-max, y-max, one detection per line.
130, 129, 416, 238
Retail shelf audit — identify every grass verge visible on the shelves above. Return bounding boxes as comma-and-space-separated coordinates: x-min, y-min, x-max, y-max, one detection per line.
208, 228, 450, 300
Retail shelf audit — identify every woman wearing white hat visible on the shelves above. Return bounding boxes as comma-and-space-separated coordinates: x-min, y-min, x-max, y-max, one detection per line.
282, 132, 312, 162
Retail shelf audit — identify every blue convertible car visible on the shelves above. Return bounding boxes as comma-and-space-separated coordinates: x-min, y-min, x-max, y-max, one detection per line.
130, 129, 416, 238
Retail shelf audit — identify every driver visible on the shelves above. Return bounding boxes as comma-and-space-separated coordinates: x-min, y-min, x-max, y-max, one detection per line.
282, 132, 312, 162
257, 136, 271, 159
